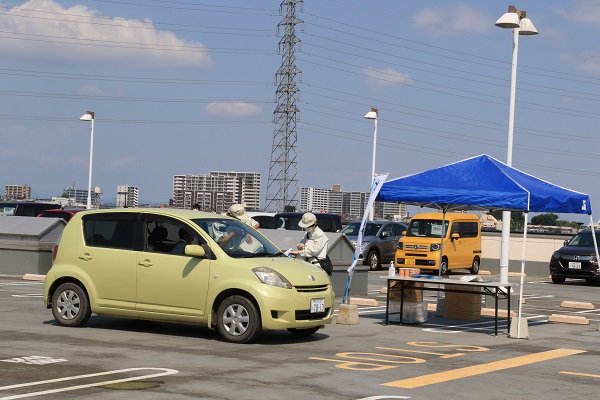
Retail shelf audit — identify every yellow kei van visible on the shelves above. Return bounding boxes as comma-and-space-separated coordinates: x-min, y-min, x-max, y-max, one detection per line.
395, 212, 482, 274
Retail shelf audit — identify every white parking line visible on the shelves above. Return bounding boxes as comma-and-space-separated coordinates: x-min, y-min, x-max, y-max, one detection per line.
0, 367, 179, 399
0, 282, 43, 287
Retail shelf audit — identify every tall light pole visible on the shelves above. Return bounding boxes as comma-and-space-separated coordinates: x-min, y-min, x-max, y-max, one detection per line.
364, 107, 378, 221
80, 111, 95, 210
495, 6, 538, 284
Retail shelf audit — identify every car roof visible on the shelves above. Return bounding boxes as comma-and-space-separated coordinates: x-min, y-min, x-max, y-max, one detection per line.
72, 208, 233, 220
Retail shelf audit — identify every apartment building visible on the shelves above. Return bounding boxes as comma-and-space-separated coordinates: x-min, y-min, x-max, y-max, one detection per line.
117, 185, 139, 208
300, 186, 407, 221
172, 171, 261, 213
3, 185, 31, 200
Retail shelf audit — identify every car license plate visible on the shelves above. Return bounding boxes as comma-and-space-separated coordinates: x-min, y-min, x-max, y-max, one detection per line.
310, 298, 325, 313
405, 259, 416, 265
569, 262, 581, 269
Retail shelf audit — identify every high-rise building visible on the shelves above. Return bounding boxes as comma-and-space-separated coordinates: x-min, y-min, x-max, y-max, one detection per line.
4, 184, 31, 200
300, 185, 407, 221
62, 185, 88, 206
117, 185, 139, 208
172, 171, 261, 213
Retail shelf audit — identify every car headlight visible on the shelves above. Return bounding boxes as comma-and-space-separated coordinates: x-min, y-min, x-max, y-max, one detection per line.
360, 241, 371, 250
430, 243, 440, 251
551, 252, 559, 259
253, 267, 292, 289
397, 242, 403, 250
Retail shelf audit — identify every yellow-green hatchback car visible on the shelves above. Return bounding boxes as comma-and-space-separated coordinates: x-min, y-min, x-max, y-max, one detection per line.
43, 209, 334, 343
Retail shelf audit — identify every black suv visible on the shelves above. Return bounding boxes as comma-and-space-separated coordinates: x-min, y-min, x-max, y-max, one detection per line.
270, 212, 343, 233
549, 229, 600, 284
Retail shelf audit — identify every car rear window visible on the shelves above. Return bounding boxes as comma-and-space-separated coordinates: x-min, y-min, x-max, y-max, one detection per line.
83, 213, 138, 250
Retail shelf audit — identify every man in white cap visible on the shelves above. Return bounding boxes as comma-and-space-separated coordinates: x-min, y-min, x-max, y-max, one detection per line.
228, 203, 260, 229
290, 212, 331, 276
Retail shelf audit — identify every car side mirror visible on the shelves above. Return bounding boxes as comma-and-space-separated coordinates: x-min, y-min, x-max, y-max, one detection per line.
451, 233, 460, 241
381, 231, 389, 238
185, 244, 206, 258
402, 230, 406, 236
564, 240, 569, 246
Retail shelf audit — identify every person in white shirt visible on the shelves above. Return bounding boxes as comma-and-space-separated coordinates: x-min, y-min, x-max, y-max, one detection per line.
290, 212, 331, 275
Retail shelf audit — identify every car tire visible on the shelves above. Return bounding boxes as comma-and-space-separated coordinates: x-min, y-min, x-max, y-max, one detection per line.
216, 295, 261, 344
469, 257, 480, 274
287, 326, 321, 336
367, 250, 380, 271
551, 275, 565, 284
440, 258, 449, 275
51, 282, 91, 327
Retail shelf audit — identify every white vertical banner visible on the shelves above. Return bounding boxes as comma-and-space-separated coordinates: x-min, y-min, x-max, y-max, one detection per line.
342, 173, 389, 304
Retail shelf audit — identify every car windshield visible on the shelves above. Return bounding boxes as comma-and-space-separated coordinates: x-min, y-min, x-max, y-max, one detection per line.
567, 231, 600, 248
341, 222, 382, 237
192, 218, 282, 258
406, 219, 450, 238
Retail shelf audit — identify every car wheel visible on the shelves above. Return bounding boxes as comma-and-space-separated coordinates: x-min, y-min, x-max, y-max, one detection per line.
469, 257, 480, 274
551, 275, 565, 284
367, 250, 380, 271
287, 326, 321, 336
51, 282, 91, 327
216, 295, 261, 344
440, 258, 449, 275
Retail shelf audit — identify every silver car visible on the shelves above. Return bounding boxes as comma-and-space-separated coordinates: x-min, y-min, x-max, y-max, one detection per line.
341, 220, 407, 270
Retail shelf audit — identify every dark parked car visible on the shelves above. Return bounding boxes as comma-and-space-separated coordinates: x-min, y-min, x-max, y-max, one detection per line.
0, 201, 61, 217
270, 212, 343, 233
549, 229, 600, 284
340, 220, 407, 270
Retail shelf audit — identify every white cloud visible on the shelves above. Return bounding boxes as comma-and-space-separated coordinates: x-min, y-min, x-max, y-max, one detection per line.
574, 52, 600, 74
0, 0, 213, 68
106, 156, 134, 170
203, 102, 262, 117
361, 67, 412, 88
569, 0, 600, 24
76, 85, 105, 96
413, 3, 490, 36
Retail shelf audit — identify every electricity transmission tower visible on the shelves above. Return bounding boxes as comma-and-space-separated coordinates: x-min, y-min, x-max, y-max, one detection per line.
265, 0, 303, 212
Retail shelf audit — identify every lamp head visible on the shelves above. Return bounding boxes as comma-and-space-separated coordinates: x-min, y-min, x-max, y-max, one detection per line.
80, 111, 94, 121
519, 16, 538, 35
364, 107, 378, 120
495, 5, 520, 29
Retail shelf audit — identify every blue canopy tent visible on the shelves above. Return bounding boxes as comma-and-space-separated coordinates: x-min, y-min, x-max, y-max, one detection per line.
376, 154, 595, 337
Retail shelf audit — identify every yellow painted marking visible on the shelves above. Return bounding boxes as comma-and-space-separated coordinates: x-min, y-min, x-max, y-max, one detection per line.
383, 348, 586, 389
560, 371, 600, 379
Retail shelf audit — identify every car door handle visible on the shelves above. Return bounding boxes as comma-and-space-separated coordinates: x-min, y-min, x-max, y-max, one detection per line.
138, 260, 154, 267
78, 254, 93, 261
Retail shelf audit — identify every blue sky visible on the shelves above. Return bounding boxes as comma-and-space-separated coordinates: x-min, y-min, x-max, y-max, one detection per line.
1, 0, 599, 220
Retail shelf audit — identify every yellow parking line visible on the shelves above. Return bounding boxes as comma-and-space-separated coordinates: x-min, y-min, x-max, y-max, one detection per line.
383, 348, 586, 389
560, 371, 600, 379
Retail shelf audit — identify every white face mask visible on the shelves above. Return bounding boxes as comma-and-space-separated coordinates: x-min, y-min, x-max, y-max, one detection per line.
305, 226, 316, 234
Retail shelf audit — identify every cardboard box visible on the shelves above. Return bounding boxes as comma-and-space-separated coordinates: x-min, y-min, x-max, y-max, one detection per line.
389, 301, 428, 324
389, 282, 424, 302
444, 286, 482, 320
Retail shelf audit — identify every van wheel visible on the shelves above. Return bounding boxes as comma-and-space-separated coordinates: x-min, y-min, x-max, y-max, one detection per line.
439, 258, 448, 275
469, 257, 480, 274
216, 295, 261, 344
551, 275, 565, 284
367, 250, 380, 271
51, 282, 91, 327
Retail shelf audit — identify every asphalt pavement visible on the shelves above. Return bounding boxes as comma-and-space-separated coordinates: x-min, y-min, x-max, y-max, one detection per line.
1, 271, 599, 400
